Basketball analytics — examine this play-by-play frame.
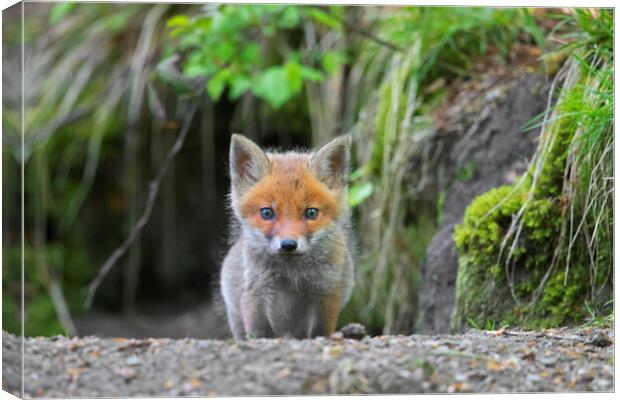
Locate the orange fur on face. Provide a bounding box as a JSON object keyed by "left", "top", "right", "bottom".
{"left": 240, "top": 154, "right": 342, "bottom": 238}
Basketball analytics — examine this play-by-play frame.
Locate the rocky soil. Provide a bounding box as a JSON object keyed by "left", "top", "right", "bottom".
{"left": 2, "top": 326, "right": 613, "bottom": 397}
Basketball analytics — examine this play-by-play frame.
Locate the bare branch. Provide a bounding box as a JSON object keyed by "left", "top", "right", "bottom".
{"left": 344, "top": 22, "right": 404, "bottom": 53}
{"left": 84, "top": 104, "right": 198, "bottom": 308}
{"left": 312, "top": 8, "right": 405, "bottom": 52}
{"left": 316, "top": 7, "right": 404, "bottom": 53}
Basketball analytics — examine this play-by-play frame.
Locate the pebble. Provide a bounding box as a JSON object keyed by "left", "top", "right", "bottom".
{"left": 339, "top": 323, "right": 367, "bottom": 340}
{"left": 458, "top": 340, "right": 472, "bottom": 350}
{"left": 537, "top": 356, "right": 557, "bottom": 366}
{"left": 527, "top": 374, "right": 541, "bottom": 382}
{"left": 126, "top": 356, "right": 142, "bottom": 366}
{"left": 113, "top": 367, "right": 137, "bottom": 381}
{"left": 454, "top": 373, "right": 467, "bottom": 382}
{"left": 587, "top": 334, "right": 612, "bottom": 348}
{"left": 592, "top": 379, "right": 613, "bottom": 391}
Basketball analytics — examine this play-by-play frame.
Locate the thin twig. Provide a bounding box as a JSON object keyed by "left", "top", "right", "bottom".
{"left": 32, "top": 146, "right": 78, "bottom": 336}
{"left": 48, "top": 279, "right": 78, "bottom": 336}
{"left": 320, "top": 7, "right": 404, "bottom": 52}
{"left": 84, "top": 104, "right": 198, "bottom": 308}
{"left": 345, "top": 22, "right": 404, "bottom": 52}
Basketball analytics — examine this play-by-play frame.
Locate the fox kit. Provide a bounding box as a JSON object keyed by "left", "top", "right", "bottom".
{"left": 220, "top": 134, "right": 355, "bottom": 340}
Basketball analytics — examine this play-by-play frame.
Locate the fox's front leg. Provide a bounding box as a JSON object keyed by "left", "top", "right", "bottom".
{"left": 312, "top": 285, "right": 341, "bottom": 337}
{"left": 241, "top": 290, "right": 275, "bottom": 338}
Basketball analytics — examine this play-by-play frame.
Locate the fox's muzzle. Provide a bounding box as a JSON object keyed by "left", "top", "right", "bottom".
{"left": 268, "top": 235, "right": 308, "bottom": 254}
{"left": 280, "top": 239, "right": 298, "bottom": 252}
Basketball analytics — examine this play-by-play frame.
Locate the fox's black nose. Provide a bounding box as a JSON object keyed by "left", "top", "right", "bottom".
{"left": 280, "top": 239, "right": 298, "bottom": 252}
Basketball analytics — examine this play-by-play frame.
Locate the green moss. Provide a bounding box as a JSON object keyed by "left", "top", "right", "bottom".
{"left": 452, "top": 184, "right": 567, "bottom": 330}
{"left": 452, "top": 156, "right": 608, "bottom": 330}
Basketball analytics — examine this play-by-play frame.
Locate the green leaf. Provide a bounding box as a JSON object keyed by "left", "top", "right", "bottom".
{"left": 211, "top": 11, "right": 245, "bottom": 34}
{"left": 49, "top": 2, "right": 75, "bottom": 25}
{"left": 102, "top": 12, "right": 132, "bottom": 32}
{"left": 183, "top": 52, "right": 215, "bottom": 77}
{"left": 193, "top": 17, "right": 212, "bottom": 31}
{"left": 348, "top": 182, "right": 374, "bottom": 207}
{"left": 167, "top": 15, "right": 190, "bottom": 28}
{"left": 240, "top": 43, "right": 260, "bottom": 64}
{"left": 327, "top": 5, "right": 345, "bottom": 19}
{"left": 300, "top": 65, "right": 324, "bottom": 82}
{"left": 178, "top": 32, "right": 202, "bottom": 47}
{"left": 207, "top": 69, "right": 230, "bottom": 101}
{"left": 263, "top": 24, "right": 277, "bottom": 37}
{"left": 279, "top": 6, "right": 301, "bottom": 28}
{"left": 285, "top": 61, "right": 303, "bottom": 94}
{"left": 252, "top": 66, "right": 293, "bottom": 109}
{"left": 184, "top": 63, "right": 213, "bottom": 78}
{"left": 213, "top": 41, "right": 237, "bottom": 64}
{"left": 350, "top": 167, "right": 365, "bottom": 182}
{"left": 229, "top": 75, "right": 252, "bottom": 100}
{"left": 321, "top": 51, "right": 347, "bottom": 75}
{"left": 307, "top": 8, "right": 341, "bottom": 30}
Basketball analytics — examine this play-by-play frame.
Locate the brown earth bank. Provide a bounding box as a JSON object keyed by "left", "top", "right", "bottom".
{"left": 2, "top": 327, "right": 614, "bottom": 397}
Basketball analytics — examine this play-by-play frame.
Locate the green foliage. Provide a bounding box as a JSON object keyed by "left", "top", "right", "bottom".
{"left": 3, "top": 3, "right": 143, "bottom": 161}
{"left": 2, "top": 3, "right": 176, "bottom": 336}
{"left": 163, "top": 5, "right": 347, "bottom": 108}
{"left": 376, "top": 8, "right": 544, "bottom": 82}
{"left": 3, "top": 225, "right": 93, "bottom": 336}
{"left": 2, "top": 291, "right": 20, "bottom": 334}
{"left": 455, "top": 161, "right": 476, "bottom": 182}
{"left": 49, "top": 2, "right": 76, "bottom": 25}
{"left": 306, "top": 7, "right": 342, "bottom": 30}
{"left": 559, "top": 9, "right": 613, "bottom": 57}
{"left": 348, "top": 182, "right": 374, "bottom": 208}
{"left": 583, "top": 300, "right": 613, "bottom": 328}
{"left": 453, "top": 9, "right": 613, "bottom": 331}
{"left": 367, "top": 79, "right": 409, "bottom": 177}
{"left": 348, "top": 167, "right": 374, "bottom": 208}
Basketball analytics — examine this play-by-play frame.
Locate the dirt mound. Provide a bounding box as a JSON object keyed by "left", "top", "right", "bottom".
{"left": 414, "top": 72, "right": 552, "bottom": 334}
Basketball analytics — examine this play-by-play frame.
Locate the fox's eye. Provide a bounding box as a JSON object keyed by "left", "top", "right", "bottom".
{"left": 304, "top": 208, "right": 319, "bottom": 220}
{"left": 260, "top": 207, "right": 275, "bottom": 221}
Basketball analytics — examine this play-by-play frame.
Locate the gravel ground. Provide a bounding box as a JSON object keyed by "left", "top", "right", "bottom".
{"left": 2, "top": 326, "right": 613, "bottom": 397}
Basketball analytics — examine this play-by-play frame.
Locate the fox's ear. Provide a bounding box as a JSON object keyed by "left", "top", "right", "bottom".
{"left": 230, "top": 134, "right": 270, "bottom": 196}
{"left": 310, "top": 134, "right": 351, "bottom": 189}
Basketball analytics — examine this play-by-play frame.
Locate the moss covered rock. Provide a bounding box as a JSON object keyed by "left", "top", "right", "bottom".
{"left": 452, "top": 184, "right": 568, "bottom": 330}
{"left": 452, "top": 48, "right": 613, "bottom": 330}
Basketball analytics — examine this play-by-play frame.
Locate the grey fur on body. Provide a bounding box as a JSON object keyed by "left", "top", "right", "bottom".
{"left": 220, "top": 135, "right": 355, "bottom": 340}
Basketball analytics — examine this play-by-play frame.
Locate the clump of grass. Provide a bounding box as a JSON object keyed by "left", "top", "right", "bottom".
{"left": 343, "top": 41, "right": 430, "bottom": 334}
{"left": 343, "top": 7, "right": 546, "bottom": 334}
{"left": 379, "top": 7, "right": 544, "bottom": 82}
{"left": 582, "top": 299, "right": 613, "bottom": 328}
